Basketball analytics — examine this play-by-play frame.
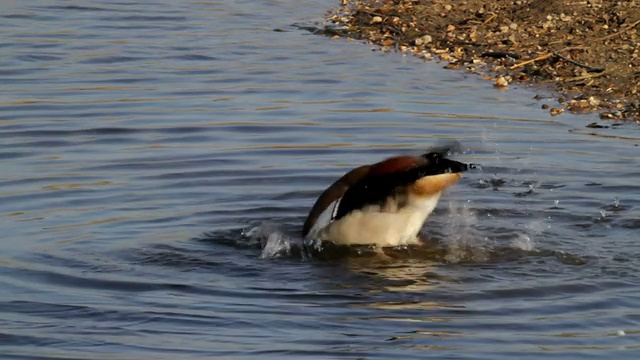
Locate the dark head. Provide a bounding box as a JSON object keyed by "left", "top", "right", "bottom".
{"left": 416, "top": 151, "right": 474, "bottom": 177}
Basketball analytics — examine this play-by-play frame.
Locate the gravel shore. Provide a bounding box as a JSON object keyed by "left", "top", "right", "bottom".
{"left": 324, "top": 0, "right": 640, "bottom": 124}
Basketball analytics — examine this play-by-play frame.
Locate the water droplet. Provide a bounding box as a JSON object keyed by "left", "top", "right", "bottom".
{"left": 512, "top": 233, "right": 534, "bottom": 251}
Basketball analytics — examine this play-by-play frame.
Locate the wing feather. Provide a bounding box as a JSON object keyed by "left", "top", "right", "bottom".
{"left": 301, "top": 165, "right": 370, "bottom": 237}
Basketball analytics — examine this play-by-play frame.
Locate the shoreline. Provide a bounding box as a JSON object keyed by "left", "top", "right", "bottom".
{"left": 322, "top": 0, "right": 640, "bottom": 125}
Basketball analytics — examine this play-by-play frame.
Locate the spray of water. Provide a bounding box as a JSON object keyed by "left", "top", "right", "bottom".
{"left": 242, "top": 223, "right": 296, "bottom": 259}
{"left": 242, "top": 223, "right": 320, "bottom": 259}
{"left": 438, "top": 200, "right": 491, "bottom": 263}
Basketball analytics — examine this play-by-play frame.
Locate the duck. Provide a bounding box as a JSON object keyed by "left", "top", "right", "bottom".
{"left": 302, "top": 149, "right": 472, "bottom": 248}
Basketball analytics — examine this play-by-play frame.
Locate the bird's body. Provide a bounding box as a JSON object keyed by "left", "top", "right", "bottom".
{"left": 302, "top": 151, "right": 471, "bottom": 247}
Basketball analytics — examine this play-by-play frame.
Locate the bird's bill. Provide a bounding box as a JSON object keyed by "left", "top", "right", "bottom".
{"left": 412, "top": 172, "right": 463, "bottom": 196}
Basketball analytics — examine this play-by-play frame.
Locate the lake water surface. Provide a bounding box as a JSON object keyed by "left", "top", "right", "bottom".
{"left": 2, "top": 0, "right": 640, "bottom": 359}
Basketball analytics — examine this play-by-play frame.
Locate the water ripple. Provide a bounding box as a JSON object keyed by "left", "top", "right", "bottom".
{"left": 1, "top": 0, "right": 639, "bottom": 358}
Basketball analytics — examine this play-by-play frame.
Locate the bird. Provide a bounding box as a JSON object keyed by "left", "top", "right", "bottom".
{"left": 302, "top": 148, "right": 472, "bottom": 248}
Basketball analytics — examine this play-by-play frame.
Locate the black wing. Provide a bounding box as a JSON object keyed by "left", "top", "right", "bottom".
{"left": 334, "top": 153, "right": 471, "bottom": 220}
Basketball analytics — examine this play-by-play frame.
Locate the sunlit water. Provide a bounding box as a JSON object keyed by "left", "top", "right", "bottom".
{"left": 1, "top": 0, "right": 640, "bottom": 359}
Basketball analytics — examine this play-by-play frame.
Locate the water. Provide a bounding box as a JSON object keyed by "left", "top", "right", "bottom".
{"left": 1, "top": 0, "right": 640, "bottom": 359}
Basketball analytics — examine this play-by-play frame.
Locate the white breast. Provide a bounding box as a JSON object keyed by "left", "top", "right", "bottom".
{"left": 306, "top": 192, "right": 443, "bottom": 247}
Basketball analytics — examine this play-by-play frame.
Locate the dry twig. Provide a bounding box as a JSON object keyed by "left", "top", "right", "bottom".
{"left": 565, "top": 69, "right": 612, "bottom": 82}
{"left": 510, "top": 53, "right": 553, "bottom": 69}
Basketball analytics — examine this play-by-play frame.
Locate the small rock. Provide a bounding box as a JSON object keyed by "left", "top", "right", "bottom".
{"left": 453, "top": 47, "right": 464, "bottom": 59}
{"left": 381, "top": 39, "right": 395, "bottom": 47}
{"left": 550, "top": 107, "right": 565, "bottom": 116}
{"left": 469, "top": 30, "right": 479, "bottom": 42}
{"left": 599, "top": 110, "right": 623, "bottom": 119}
{"left": 560, "top": 13, "right": 572, "bottom": 22}
{"left": 440, "top": 53, "right": 455, "bottom": 62}
{"left": 371, "top": 16, "right": 383, "bottom": 24}
{"left": 494, "top": 76, "right": 509, "bottom": 87}
{"left": 414, "top": 35, "right": 432, "bottom": 46}
{"left": 514, "top": 73, "right": 528, "bottom": 81}
{"left": 542, "top": 104, "right": 550, "bottom": 109}
{"left": 586, "top": 122, "right": 607, "bottom": 128}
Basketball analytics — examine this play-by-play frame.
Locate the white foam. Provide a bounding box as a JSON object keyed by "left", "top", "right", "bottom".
{"left": 511, "top": 219, "right": 548, "bottom": 251}
{"left": 260, "top": 230, "right": 292, "bottom": 259}
{"left": 242, "top": 223, "right": 296, "bottom": 259}
{"left": 512, "top": 233, "right": 534, "bottom": 251}
{"left": 440, "top": 200, "right": 488, "bottom": 263}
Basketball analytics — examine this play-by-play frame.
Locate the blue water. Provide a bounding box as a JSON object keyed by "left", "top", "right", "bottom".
{"left": 1, "top": 0, "right": 640, "bottom": 359}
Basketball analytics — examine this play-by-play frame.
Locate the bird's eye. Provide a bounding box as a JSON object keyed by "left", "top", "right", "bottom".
{"left": 426, "top": 152, "right": 441, "bottom": 162}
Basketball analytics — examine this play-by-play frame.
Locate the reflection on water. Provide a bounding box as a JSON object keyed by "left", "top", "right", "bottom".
{"left": 2, "top": 0, "right": 640, "bottom": 359}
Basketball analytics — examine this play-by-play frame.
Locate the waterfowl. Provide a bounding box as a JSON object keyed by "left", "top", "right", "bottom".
{"left": 302, "top": 150, "right": 472, "bottom": 248}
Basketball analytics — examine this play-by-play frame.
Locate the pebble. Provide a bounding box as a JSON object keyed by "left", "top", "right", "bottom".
{"left": 414, "top": 35, "right": 432, "bottom": 46}
{"left": 560, "top": 13, "right": 572, "bottom": 21}
{"left": 371, "top": 16, "right": 383, "bottom": 24}
{"left": 600, "top": 110, "right": 623, "bottom": 119}
{"left": 453, "top": 47, "right": 464, "bottom": 59}
{"left": 617, "top": 330, "right": 626, "bottom": 336}
{"left": 550, "top": 107, "right": 565, "bottom": 116}
{"left": 494, "top": 76, "right": 509, "bottom": 87}
{"left": 440, "top": 53, "right": 455, "bottom": 62}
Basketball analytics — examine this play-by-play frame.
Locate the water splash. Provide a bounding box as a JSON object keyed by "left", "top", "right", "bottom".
{"left": 260, "top": 231, "right": 292, "bottom": 259}
{"left": 440, "top": 200, "right": 490, "bottom": 263}
{"left": 242, "top": 223, "right": 309, "bottom": 259}
{"left": 511, "top": 219, "right": 548, "bottom": 251}
{"left": 599, "top": 209, "right": 608, "bottom": 221}
{"left": 243, "top": 223, "right": 293, "bottom": 259}
{"left": 511, "top": 233, "right": 534, "bottom": 251}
